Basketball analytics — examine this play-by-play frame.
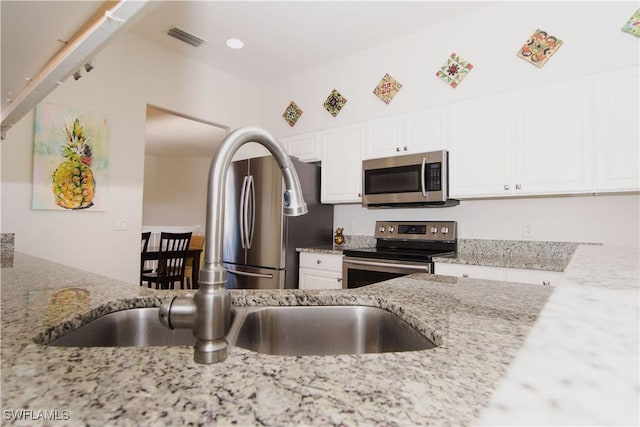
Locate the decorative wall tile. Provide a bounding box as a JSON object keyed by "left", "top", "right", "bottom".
{"left": 621, "top": 8, "right": 640, "bottom": 37}
{"left": 436, "top": 52, "right": 474, "bottom": 89}
{"left": 323, "top": 89, "right": 348, "bottom": 117}
{"left": 282, "top": 101, "right": 303, "bottom": 127}
{"left": 516, "top": 29, "right": 563, "bottom": 68}
{"left": 373, "top": 73, "right": 403, "bottom": 104}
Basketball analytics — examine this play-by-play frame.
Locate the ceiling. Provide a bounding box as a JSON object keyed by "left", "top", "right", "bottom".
{"left": 1, "top": 1, "right": 490, "bottom": 156}
{"left": 129, "top": 1, "right": 490, "bottom": 86}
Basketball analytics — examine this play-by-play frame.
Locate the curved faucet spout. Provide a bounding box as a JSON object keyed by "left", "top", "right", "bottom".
{"left": 159, "top": 126, "right": 308, "bottom": 364}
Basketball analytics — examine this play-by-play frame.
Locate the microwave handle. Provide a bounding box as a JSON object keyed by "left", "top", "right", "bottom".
{"left": 421, "top": 157, "right": 427, "bottom": 197}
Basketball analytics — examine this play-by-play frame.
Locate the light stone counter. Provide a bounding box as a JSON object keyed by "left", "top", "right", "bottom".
{"left": 1, "top": 245, "right": 638, "bottom": 426}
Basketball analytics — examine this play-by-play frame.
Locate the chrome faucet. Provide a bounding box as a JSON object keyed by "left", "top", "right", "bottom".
{"left": 158, "top": 126, "right": 308, "bottom": 364}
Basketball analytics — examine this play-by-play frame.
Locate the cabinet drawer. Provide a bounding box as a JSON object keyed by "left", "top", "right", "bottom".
{"left": 299, "top": 252, "right": 343, "bottom": 272}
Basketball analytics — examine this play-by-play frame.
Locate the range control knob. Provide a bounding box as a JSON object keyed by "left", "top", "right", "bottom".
{"left": 441, "top": 226, "right": 449, "bottom": 234}
{"left": 431, "top": 226, "right": 438, "bottom": 234}
{"left": 388, "top": 226, "right": 396, "bottom": 233}
{"left": 379, "top": 225, "right": 386, "bottom": 233}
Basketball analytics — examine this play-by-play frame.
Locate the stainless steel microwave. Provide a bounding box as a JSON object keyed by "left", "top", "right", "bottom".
{"left": 361, "top": 150, "right": 458, "bottom": 207}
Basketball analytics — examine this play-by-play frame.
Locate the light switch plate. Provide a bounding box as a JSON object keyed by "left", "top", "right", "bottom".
{"left": 113, "top": 216, "right": 128, "bottom": 231}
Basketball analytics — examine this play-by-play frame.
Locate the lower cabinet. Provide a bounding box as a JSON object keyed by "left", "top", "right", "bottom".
{"left": 434, "top": 262, "right": 562, "bottom": 286}
{"left": 299, "top": 252, "right": 343, "bottom": 290}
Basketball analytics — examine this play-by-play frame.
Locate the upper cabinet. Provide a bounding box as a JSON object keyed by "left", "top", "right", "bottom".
{"left": 594, "top": 67, "right": 640, "bottom": 192}
{"left": 321, "top": 123, "right": 365, "bottom": 203}
{"left": 448, "top": 94, "right": 515, "bottom": 198}
{"left": 513, "top": 77, "right": 593, "bottom": 195}
{"left": 283, "top": 132, "right": 322, "bottom": 163}
{"left": 364, "top": 107, "right": 447, "bottom": 159}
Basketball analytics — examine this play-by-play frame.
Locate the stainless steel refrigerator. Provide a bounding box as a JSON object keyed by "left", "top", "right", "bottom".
{"left": 223, "top": 156, "right": 333, "bottom": 289}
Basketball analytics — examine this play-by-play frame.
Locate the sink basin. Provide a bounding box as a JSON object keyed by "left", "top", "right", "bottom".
{"left": 231, "top": 305, "right": 435, "bottom": 356}
{"left": 48, "top": 308, "right": 196, "bottom": 347}
{"left": 48, "top": 305, "right": 433, "bottom": 356}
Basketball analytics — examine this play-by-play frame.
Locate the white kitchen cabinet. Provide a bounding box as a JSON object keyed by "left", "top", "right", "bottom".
{"left": 505, "top": 267, "right": 562, "bottom": 286}
{"left": 404, "top": 107, "right": 448, "bottom": 153}
{"left": 448, "top": 94, "right": 515, "bottom": 198}
{"left": 449, "top": 77, "right": 593, "bottom": 198}
{"left": 434, "top": 262, "right": 562, "bottom": 286}
{"left": 594, "top": 67, "right": 640, "bottom": 192}
{"left": 364, "top": 115, "right": 405, "bottom": 159}
{"left": 299, "top": 252, "right": 343, "bottom": 289}
{"left": 284, "top": 132, "right": 322, "bottom": 163}
{"left": 364, "top": 108, "right": 447, "bottom": 160}
{"left": 514, "top": 78, "right": 593, "bottom": 195}
{"left": 321, "top": 123, "right": 365, "bottom": 203}
{"left": 434, "top": 262, "right": 505, "bottom": 281}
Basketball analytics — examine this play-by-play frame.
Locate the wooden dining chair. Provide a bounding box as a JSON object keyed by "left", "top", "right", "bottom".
{"left": 141, "top": 232, "right": 192, "bottom": 290}
{"left": 184, "top": 234, "right": 205, "bottom": 289}
{"left": 140, "top": 232, "right": 152, "bottom": 286}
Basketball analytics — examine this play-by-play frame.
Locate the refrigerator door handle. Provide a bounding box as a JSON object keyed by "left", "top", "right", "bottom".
{"left": 227, "top": 269, "right": 274, "bottom": 279}
{"left": 239, "top": 175, "right": 249, "bottom": 249}
{"left": 247, "top": 175, "right": 256, "bottom": 249}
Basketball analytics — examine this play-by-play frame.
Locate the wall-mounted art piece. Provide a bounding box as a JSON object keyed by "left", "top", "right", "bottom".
{"left": 516, "top": 29, "right": 563, "bottom": 68}
{"left": 323, "top": 89, "right": 348, "bottom": 117}
{"left": 373, "top": 73, "right": 403, "bottom": 104}
{"left": 436, "top": 52, "right": 474, "bottom": 89}
{"left": 32, "top": 103, "right": 109, "bottom": 211}
{"left": 282, "top": 101, "right": 303, "bottom": 127}
{"left": 621, "top": 8, "right": 640, "bottom": 37}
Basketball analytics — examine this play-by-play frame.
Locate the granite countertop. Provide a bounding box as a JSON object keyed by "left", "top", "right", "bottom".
{"left": 1, "top": 245, "right": 638, "bottom": 426}
{"left": 299, "top": 239, "right": 583, "bottom": 272}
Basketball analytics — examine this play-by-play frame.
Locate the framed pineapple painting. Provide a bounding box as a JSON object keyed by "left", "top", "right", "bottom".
{"left": 32, "top": 103, "right": 109, "bottom": 211}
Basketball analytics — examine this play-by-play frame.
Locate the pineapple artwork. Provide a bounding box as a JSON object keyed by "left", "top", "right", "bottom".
{"left": 32, "top": 104, "right": 109, "bottom": 211}
{"left": 52, "top": 117, "right": 96, "bottom": 209}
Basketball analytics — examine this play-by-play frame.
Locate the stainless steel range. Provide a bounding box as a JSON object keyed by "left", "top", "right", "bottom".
{"left": 342, "top": 220, "right": 457, "bottom": 288}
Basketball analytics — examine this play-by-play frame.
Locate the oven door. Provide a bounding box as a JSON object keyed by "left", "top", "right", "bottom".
{"left": 342, "top": 256, "right": 433, "bottom": 289}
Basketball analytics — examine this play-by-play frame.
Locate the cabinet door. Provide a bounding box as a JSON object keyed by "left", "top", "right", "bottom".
{"left": 299, "top": 268, "right": 342, "bottom": 289}
{"left": 434, "top": 263, "right": 505, "bottom": 280}
{"left": 514, "top": 79, "right": 592, "bottom": 195}
{"left": 505, "top": 268, "right": 562, "bottom": 286}
{"left": 595, "top": 67, "right": 640, "bottom": 192}
{"left": 286, "top": 132, "right": 322, "bottom": 163}
{"left": 321, "top": 123, "right": 365, "bottom": 203}
{"left": 365, "top": 115, "right": 404, "bottom": 159}
{"left": 404, "top": 107, "right": 447, "bottom": 153}
{"left": 448, "top": 94, "right": 515, "bottom": 198}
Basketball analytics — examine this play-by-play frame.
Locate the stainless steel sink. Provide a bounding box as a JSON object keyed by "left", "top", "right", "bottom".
{"left": 48, "top": 305, "right": 434, "bottom": 356}
{"left": 230, "top": 305, "right": 435, "bottom": 356}
{"left": 48, "top": 308, "right": 197, "bottom": 347}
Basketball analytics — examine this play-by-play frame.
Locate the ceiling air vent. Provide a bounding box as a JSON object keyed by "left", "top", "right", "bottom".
{"left": 167, "top": 27, "right": 206, "bottom": 47}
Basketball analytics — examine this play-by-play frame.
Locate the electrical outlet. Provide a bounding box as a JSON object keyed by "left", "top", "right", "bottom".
{"left": 522, "top": 222, "right": 534, "bottom": 238}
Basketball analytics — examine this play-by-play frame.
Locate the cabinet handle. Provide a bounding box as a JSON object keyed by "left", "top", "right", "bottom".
{"left": 542, "top": 281, "right": 550, "bottom": 286}
{"left": 337, "top": 278, "right": 342, "bottom": 282}
{"left": 396, "top": 147, "right": 400, "bottom": 152}
{"left": 462, "top": 274, "right": 469, "bottom": 278}
{"left": 316, "top": 259, "right": 322, "bottom": 264}
{"left": 504, "top": 185, "right": 510, "bottom": 190}
{"left": 516, "top": 184, "right": 522, "bottom": 190}
{"left": 358, "top": 193, "right": 362, "bottom": 197}
{"left": 403, "top": 146, "right": 408, "bottom": 151}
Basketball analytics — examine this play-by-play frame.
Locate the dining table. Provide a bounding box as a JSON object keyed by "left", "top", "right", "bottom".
{"left": 142, "top": 248, "right": 203, "bottom": 289}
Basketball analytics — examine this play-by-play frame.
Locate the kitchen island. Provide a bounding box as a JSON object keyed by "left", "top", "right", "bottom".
{"left": 1, "top": 245, "right": 637, "bottom": 426}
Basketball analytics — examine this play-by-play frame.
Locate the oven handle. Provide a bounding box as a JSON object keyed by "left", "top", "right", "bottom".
{"left": 345, "top": 259, "right": 431, "bottom": 271}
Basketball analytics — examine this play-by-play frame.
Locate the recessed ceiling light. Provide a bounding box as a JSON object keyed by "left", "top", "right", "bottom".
{"left": 226, "top": 38, "right": 244, "bottom": 49}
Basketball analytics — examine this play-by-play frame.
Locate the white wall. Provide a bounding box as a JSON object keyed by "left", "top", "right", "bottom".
{"left": 142, "top": 154, "right": 211, "bottom": 227}
{"left": 335, "top": 195, "right": 640, "bottom": 248}
{"left": 1, "top": 31, "right": 260, "bottom": 283}
{"left": 259, "top": 2, "right": 640, "bottom": 248}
